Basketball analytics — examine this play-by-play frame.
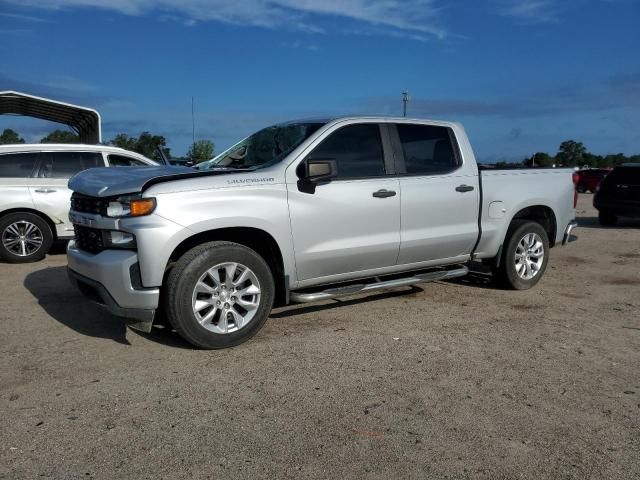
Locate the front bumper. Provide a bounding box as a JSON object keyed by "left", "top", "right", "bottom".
{"left": 67, "top": 241, "right": 160, "bottom": 332}
{"left": 562, "top": 221, "right": 578, "bottom": 246}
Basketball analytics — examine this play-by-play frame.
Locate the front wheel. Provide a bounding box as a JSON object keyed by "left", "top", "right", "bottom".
{"left": 495, "top": 220, "right": 549, "bottom": 290}
{"left": 164, "top": 241, "right": 275, "bottom": 349}
{"left": 0, "top": 212, "right": 53, "bottom": 263}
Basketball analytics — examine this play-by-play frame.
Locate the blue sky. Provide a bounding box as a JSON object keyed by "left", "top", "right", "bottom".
{"left": 0, "top": 0, "right": 638, "bottom": 161}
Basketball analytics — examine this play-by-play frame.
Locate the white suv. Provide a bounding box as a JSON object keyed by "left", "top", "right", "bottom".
{"left": 0, "top": 144, "right": 157, "bottom": 263}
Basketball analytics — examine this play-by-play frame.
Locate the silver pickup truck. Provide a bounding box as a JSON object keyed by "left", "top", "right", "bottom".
{"left": 67, "top": 116, "right": 577, "bottom": 349}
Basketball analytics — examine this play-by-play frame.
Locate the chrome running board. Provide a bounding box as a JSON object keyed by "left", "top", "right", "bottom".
{"left": 290, "top": 266, "right": 469, "bottom": 303}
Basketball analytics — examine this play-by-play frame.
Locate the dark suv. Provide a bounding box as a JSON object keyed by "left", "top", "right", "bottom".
{"left": 594, "top": 164, "right": 640, "bottom": 225}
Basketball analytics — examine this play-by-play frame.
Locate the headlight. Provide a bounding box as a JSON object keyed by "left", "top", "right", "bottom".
{"left": 106, "top": 196, "right": 156, "bottom": 218}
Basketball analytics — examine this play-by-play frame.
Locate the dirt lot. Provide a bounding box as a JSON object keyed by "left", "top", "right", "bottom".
{"left": 1, "top": 195, "right": 639, "bottom": 479}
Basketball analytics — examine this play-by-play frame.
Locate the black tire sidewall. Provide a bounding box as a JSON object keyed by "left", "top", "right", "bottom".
{"left": 576, "top": 183, "right": 586, "bottom": 193}
{"left": 0, "top": 212, "right": 53, "bottom": 263}
{"left": 166, "top": 242, "right": 275, "bottom": 349}
{"left": 502, "top": 221, "right": 550, "bottom": 290}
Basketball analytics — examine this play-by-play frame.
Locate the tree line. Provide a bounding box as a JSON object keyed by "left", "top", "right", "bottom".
{"left": 0, "top": 128, "right": 215, "bottom": 163}
{"left": 2, "top": 127, "right": 638, "bottom": 169}
{"left": 493, "top": 140, "right": 640, "bottom": 169}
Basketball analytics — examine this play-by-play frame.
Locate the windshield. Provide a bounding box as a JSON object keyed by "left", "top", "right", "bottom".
{"left": 196, "top": 122, "right": 324, "bottom": 171}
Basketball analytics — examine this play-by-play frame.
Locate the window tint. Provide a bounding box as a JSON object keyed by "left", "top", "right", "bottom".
{"left": 0, "top": 152, "right": 39, "bottom": 178}
{"left": 397, "top": 124, "right": 459, "bottom": 174}
{"left": 310, "top": 124, "right": 385, "bottom": 179}
{"left": 108, "top": 154, "right": 147, "bottom": 167}
{"left": 39, "top": 152, "right": 103, "bottom": 178}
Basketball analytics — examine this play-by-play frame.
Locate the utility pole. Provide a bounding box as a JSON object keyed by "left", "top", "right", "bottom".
{"left": 191, "top": 96, "right": 195, "bottom": 145}
{"left": 402, "top": 91, "right": 409, "bottom": 117}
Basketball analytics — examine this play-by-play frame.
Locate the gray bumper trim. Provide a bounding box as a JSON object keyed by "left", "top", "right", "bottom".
{"left": 68, "top": 268, "right": 155, "bottom": 333}
{"left": 562, "top": 221, "right": 578, "bottom": 246}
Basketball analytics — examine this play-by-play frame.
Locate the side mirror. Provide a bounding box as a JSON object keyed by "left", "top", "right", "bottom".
{"left": 300, "top": 159, "right": 337, "bottom": 181}
{"left": 297, "top": 159, "right": 337, "bottom": 194}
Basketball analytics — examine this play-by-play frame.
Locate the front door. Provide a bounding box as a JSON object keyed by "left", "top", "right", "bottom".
{"left": 29, "top": 151, "right": 103, "bottom": 237}
{"left": 287, "top": 123, "right": 401, "bottom": 283}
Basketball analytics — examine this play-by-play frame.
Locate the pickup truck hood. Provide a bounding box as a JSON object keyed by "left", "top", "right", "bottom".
{"left": 69, "top": 165, "right": 226, "bottom": 197}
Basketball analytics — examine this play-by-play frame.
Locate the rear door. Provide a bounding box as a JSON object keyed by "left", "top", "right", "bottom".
{"left": 601, "top": 166, "right": 640, "bottom": 209}
{"left": 0, "top": 152, "right": 39, "bottom": 211}
{"left": 30, "top": 151, "right": 103, "bottom": 237}
{"left": 287, "top": 123, "right": 401, "bottom": 283}
{"left": 391, "top": 123, "right": 479, "bottom": 265}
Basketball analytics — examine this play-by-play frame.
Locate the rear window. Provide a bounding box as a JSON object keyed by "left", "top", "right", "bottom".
{"left": 396, "top": 124, "right": 459, "bottom": 174}
{"left": 108, "top": 154, "right": 147, "bottom": 167}
{"left": 39, "top": 152, "right": 103, "bottom": 178}
{"left": 603, "top": 167, "right": 640, "bottom": 185}
{"left": 0, "top": 152, "right": 39, "bottom": 178}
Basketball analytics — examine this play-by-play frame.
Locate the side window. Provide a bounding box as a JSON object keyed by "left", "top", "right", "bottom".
{"left": 0, "top": 152, "right": 39, "bottom": 178}
{"left": 108, "top": 154, "right": 147, "bottom": 167}
{"left": 310, "top": 124, "right": 385, "bottom": 179}
{"left": 396, "top": 124, "right": 460, "bottom": 174}
{"left": 39, "top": 152, "right": 102, "bottom": 178}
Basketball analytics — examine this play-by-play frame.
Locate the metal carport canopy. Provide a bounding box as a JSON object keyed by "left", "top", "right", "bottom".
{"left": 0, "top": 90, "right": 102, "bottom": 143}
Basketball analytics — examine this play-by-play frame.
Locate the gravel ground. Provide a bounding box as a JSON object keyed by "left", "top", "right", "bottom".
{"left": 1, "top": 194, "right": 639, "bottom": 480}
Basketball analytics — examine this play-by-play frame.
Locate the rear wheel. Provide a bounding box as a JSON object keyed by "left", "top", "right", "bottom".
{"left": 495, "top": 220, "right": 549, "bottom": 290}
{"left": 164, "top": 241, "right": 275, "bottom": 349}
{"left": 598, "top": 210, "right": 617, "bottom": 226}
{"left": 0, "top": 212, "right": 53, "bottom": 263}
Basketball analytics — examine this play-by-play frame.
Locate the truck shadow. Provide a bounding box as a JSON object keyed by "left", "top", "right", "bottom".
{"left": 578, "top": 217, "right": 640, "bottom": 229}
{"left": 24, "top": 265, "right": 502, "bottom": 347}
{"left": 23, "top": 265, "right": 193, "bottom": 348}
{"left": 24, "top": 266, "right": 131, "bottom": 345}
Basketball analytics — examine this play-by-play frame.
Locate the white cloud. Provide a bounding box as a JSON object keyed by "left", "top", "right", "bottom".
{"left": 3, "top": 0, "right": 448, "bottom": 39}
{"left": 498, "top": 0, "right": 561, "bottom": 23}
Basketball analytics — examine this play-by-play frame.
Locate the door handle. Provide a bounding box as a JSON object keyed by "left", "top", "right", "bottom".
{"left": 372, "top": 189, "right": 396, "bottom": 198}
{"left": 34, "top": 189, "right": 57, "bottom": 194}
{"left": 455, "top": 185, "right": 474, "bottom": 193}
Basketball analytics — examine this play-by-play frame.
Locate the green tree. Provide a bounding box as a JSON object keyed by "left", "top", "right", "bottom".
{"left": 40, "top": 129, "right": 80, "bottom": 143}
{"left": 0, "top": 128, "right": 25, "bottom": 145}
{"left": 602, "top": 153, "right": 627, "bottom": 168}
{"left": 556, "top": 140, "right": 586, "bottom": 167}
{"left": 187, "top": 140, "right": 215, "bottom": 163}
{"left": 523, "top": 152, "right": 554, "bottom": 168}
{"left": 110, "top": 133, "right": 138, "bottom": 152}
{"left": 109, "top": 132, "right": 171, "bottom": 162}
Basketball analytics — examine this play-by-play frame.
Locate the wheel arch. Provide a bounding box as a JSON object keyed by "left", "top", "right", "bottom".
{"left": 0, "top": 207, "right": 58, "bottom": 240}
{"left": 166, "top": 226, "right": 288, "bottom": 306}
{"left": 509, "top": 205, "right": 558, "bottom": 247}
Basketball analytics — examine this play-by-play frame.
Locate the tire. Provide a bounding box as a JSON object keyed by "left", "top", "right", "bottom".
{"left": 576, "top": 183, "right": 586, "bottom": 194}
{"left": 598, "top": 210, "right": 617, "bottom": 226}
{"left": 164, "top": 241, "right": 275, "bottom": 349}
{"left": 495, "top": 220, "right": 550, "bottom": 290}
{"left": 0, "top": 212, "right": 53, "bottom": 263}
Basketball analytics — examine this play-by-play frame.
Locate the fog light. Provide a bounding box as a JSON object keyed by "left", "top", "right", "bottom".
{"left": 105, "top": 231, "right": 136, "bottom": 248}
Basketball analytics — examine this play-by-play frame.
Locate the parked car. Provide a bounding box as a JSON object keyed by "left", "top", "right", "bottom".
{"left": 0, "top": 144, "right": 156, "bottom": 263}
{"left": 66, "top": 116, "right": 577, "bottom": 349}
{"left": 574, "top": 168, "right": 610, "bottom": 193}
{"left": 594, "top": 163, "right": 640, "bottom": 225}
